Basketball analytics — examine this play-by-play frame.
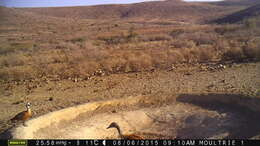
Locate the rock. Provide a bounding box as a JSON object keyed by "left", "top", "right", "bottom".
{"left": 49, "top": 97, "right": 54, "bottom": 101}
{"left": 185, "top": 72, "right": 192, "bottom": 76}
{"left": 111, "top": 110, "right": 117, "bottom": 113}
{"left": 12, "top": 100, "right": 23, "bottom": 105}
{"left": 207, "top": 84, "right": 214, "bottom": 88}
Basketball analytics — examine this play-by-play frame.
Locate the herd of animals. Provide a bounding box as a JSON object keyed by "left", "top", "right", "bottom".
{"left": 10, "top": 102, "right": 146, "bottom": 139}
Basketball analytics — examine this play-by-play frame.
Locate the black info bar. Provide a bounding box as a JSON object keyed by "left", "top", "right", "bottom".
{"left": 1, "top": 139, "right": 259, "bottom": 146}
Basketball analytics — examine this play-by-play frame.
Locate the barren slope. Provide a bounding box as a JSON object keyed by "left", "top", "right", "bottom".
{"left": 17, "top": 0, "right": 233, "bottom": 23}
{"left": 214, "top": 4, "right": 260, "bottom": 24}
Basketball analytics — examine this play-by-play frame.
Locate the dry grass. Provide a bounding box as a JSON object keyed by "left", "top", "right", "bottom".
{"left": 0, "top": 6, "right": 259, "bottom": 81}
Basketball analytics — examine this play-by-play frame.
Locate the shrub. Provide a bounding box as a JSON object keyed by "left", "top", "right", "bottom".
{"left": 45, "top": 63, "right": 68, "bottom": 77}
{"left": 179, "top": 48, "right": 193, "bottom": 63}
{"left": 167, "top": 49, "right": 185, "bottom": 64}
{"left": 170, "top": 40, "right": 196, "bottom": 49}
{"left": 197, "top": 45, "right": 215, "bottom": 62}
{"left": 0, "top": 66, "right": 37, "bottom": 81}
{"left": 0, "top": 47, "right": 15, "bottom": 54}
{"left": 169, "top": 28, "right": 185, "bottom": 37}
{"left": 127, "top": 27, "right": 138, "bottom": 41}
{"left": 151, "top": 51, "right": 168, "bottom": 68}
{"left": 214, "top": 25, "right": 238, "bottom": 35}
{"left": 243, "top": 40, "right": 260, "bottom": 60}
{"left": 222, "top": 47, "right": 245, "bottom": 61}
{"left": 243, "top": 18, "right": 257, "bottom": 29}
{"left": 101, "top": 57, "right": 127, "bottom": 73}
{"left": 140, "top": 34, "right": 172, "bottom": 42}
{"left": 69, "top": 37, "right": 85, "bottom": 43}
{"left": 98, "top": 35, "right": 126, "bottom": 45}
{"left": 0, "top": 54, "right": 26, "bottom": 67}
{"left": 78, "top": 61, "right": 100, "bottom": 75}
{"left": 180, "top": 32, "right": 217, "bottom": 46}
{"left": 214, "top": 39, "right": 230, "bottom": 51}
{"left": 124, "top": 52, "right": 153, "bottom": 72}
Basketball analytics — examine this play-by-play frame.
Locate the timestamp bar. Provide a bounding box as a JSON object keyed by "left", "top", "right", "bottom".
{"left": 1, "top": 139, "right": 260, "bottom": 146}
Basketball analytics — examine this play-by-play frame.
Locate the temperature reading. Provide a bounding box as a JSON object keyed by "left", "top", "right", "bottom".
{"left": 46, "top": 140, "right": 50, "bottom": 146}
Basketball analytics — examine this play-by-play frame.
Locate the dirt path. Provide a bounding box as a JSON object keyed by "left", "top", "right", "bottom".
{"left": 0, "top": 62, "right": 259, "bottom": 137}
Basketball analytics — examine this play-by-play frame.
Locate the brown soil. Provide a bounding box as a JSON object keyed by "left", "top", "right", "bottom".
{"left": 0, "top": 62, "right": 259, "bottom": 139}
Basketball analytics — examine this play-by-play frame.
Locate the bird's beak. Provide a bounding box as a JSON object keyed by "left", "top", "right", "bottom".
{"left": 107, "top": 126, "right": 111, "bottom": 129}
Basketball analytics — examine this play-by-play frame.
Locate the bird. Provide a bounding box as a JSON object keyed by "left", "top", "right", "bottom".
{"left": 11, "top": 102, "right": 32, "bottom": 126}
{"left": 107, "top": 122, "right": 143, "bottom": 139}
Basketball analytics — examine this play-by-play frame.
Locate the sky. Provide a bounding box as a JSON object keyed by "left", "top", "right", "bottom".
{"left": 0, "top": 0, "right": 224, "bottom": 8}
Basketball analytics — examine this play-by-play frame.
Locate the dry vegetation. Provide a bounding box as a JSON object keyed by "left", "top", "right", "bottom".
{"left": 0, "top": 1, "right": 260, "bottom": 82}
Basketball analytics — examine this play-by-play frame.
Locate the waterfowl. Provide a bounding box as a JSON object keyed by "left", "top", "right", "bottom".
{"left": 11, "top": 102, "right": 32, "bottom": 126}
{"left": 107, "top": 122, "right": 143, "bottom": 139}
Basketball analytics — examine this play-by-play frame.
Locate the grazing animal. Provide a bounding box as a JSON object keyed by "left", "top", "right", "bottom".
{"left": 107, "top": 122, "right": 143, "bottom": 139}
{"left": 11, "top": 102, "right": 32, "bottom": 126}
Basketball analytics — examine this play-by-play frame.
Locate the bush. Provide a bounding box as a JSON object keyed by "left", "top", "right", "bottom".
{"left": 69, "top": 37, "right": 85, "bottom": 43}
{"left": 222, "top": 47, "right": 245, "bottom": 61}
{"left": 198, "top": 45, "right": 215, "bottom": 62}
{"left": 215, "top": 39, "right": 230, "bottom": 51}
{"left": 179, "top": 32, "right": 217, "bottom": 46}
{"left": 243, "top": 41, "right": 260, "bottom": 60}
{"left": 123, "top": 52, "right": 153, "bottom": 72}
{"left": 243, "top": 18, "right": 257, "bottom": 29}
{"left": 101, "top": 57, "right": 127, "bottom": 73}
{"left": 127, "top": 27, "right": 138, "bottom": 41}
{"left": 215, "top": 25, "right": 238, "bottom": 35}
{"left": 0, "top": 66, "right": 37, "bottom": 81}
{"left": 169, "top": 28, "right": 185, "bottom": 37}
{"left": 0, "top": 47, "right": 15, "bottom": 54}
{"left": 0, "top": 54, "right": 26, "bottom": 67}
{"left": 167, "top": 49, "right": 185, "bottom": 64}
{"left": 139, "top": 34, "right": 172, "bottom": 42}
{"left": 170, "top": 40, "right": 196, "bottom": 49}
{"left": 78, "top": 61, "right": 100, "bottom": 76}
{"left": 98, "top": 35, "right": 126, "bottom": 45}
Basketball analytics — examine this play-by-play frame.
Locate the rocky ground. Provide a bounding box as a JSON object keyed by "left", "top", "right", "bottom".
{"left": 0, "top": 61, "right": 259, "bottom": 137}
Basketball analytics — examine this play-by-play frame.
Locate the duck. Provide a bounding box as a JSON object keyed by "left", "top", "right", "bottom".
{"left": 107, "top": 122, "right": 143, "bottom": 139}
{"left": 11, "top": 102, "right": 32, "bottom": 126}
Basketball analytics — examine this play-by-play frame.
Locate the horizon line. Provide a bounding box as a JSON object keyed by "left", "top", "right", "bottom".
{"left": 0, "top": 0, "right": 224, "bottom": 8}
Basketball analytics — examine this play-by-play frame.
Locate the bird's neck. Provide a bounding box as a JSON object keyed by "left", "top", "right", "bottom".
{"left": 115, "top": 125, "right": 122, "bottom": 138}
{"left": 27, "top": 108, "right": 31, "bottom": 114}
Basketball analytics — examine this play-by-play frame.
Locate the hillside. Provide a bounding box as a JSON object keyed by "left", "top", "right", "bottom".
{"left": 214, "top": 4, "right": 260, "bottom": 24}
{"left": 209, "top": 0, "right": 259, "bottom": 7}
{"left": 17, "top": 0, "right": 231, "bottom": 23}
{"left": 0, "top": 6, "right": 62, "bottom": 26}
{"left": 2, "top": 0, "right": 259, "bottom": 24}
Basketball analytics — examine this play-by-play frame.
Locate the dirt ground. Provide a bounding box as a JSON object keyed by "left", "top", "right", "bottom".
{"left": 0, "top": 61, "right": 259, "bottom": 138}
